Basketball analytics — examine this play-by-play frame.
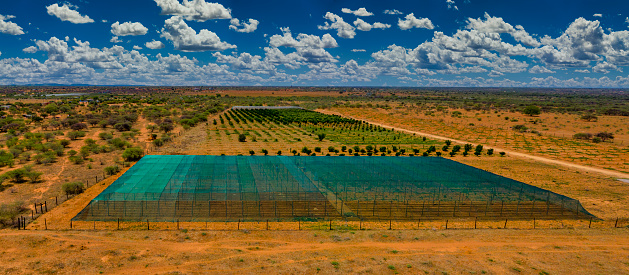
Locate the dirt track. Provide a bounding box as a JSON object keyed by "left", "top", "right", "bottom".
{"left": 318, "top": 109, "right": 629, "bottom": 180}
{"left": 2, "top": 228, "right": 629, "bottom": 274}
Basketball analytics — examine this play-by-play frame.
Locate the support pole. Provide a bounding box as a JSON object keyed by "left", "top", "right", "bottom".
{"left": 474, "top": 217, "right": 477, "bottom": 229}
{"left": 589, "top": 217, "right": 593, "bottom": 228}
{"left": 445, "top": 219, "right": 448, "bottom": 230}
{"left": 504, "top": 218, "right": 508, "bottom": 229}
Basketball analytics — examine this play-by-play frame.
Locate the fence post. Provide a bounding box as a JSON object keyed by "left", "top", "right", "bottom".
{"left": 70, "top": 220, "right": 72, "bottom": 229}
{"left": 533, "top": 218, "right": 536, "bottom": 229}
{"left": 34, "top": 203, "right": 37, "bottom": 214}
{"left": 44, "top": 201, "right": 47, "bottom": 212}
{"left": 389, "top": 219, "right": 392, "bottom": 230}
{"left": 147, "top": 219, "right": 149, "bottom": 230}
{"left": 44, "top": 218, "right": 47, "bottom": 230}
{"left": 118, "top": 218, "right": 120, "bottom": 230}
{"left": 474, "top": 217, "right": 477, "bottom": 229}
{"left": 504, "top": 218, "right": 508, "bottom": 229}
{"left": 589, "top": 217, "right": 592, "bottom": 228}
{"left": 329, "top": 220, "right": 332, "bottom": 230}
{"left": 615, "top": 217, "right": 618, "bottom": 228}
{"left": 266, "top": 219, "right": 269, "bottom": 230}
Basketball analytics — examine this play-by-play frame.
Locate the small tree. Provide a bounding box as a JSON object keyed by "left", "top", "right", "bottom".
{"left": 62, "top": 182, "right": 85, "bottom": 195}
{"left": 522, "top": 105, "right": 541, "bottom": 116}
{"left": 276, "top": 150, "right": 282, "bottom": 156}
{"left": 238, "top": 134, "right": 246, "bottom": 142}
{"left": 317, "top": 133, "right": 326, "bottom": 141}
{"left": 487, "top": 148, "right": 494, "bottom": 155}
{"left": 104, "top": 165, "right": 120, "bottom": 175}
{"left": 249, "top": 150, "right": 255, "bottom": 155}
{"left": 27, "top": 171, "right": 43, "bottom": 183}
{"left": 595, "top": 132, "right": 614, "bottom": 142}
{"left": 261, "top": 149, "right": 268, "bottom": 155}
{"left": 122, "top": 147, "right": 144, "bottom": 161}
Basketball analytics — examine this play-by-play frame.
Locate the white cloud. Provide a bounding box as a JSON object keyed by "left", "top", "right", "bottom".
{"left": 398, "top": 13, "right": 434, "bottom": 30}
{"left": 353, "top": 19, "right": 391, "bottom": 31}
{"left": 351, "top": 49, "right": 366, "bottom": 52}
{"left": 592, "top": 61, "right": 618, "bottom": 73}
{"left": 229, "top": 18, "right": 259, "bottom": 33}
{"left": 0, "top": 14, "right": 24, "bottom": 35}
{"left": 341, "top": 8, "right": 373, "bottom": 17}
{"left": 318, "top": 12, "right": 356, "bottom": 39}
{"left": 593, "top": 14, "right": 602, "bottom": 18}
{"left": 110, "top": 36, "right": 122, "bottom": 43}
{"left": 23, "top": 46, "right": 37, "bottom": 53}
{"left": 213, "top": 52, "right": 276, "bottom": 74}
{"left": 161, "top": 16, "right": 236, "bottom": 52}
{"left": 269, "top": 28, "right": 338, "bottom": 48}
{"left": 446, "top": 0, "right": 458, "bottom": 10}
{"left": 626, "top": 17, "right": 629, "bottom": 24}
{"left": 528, "top": 65, "right": 555, "bottom": 73}
{"left": 102, "top": 19, "right": 108, "bottom": 23}
{"left": 153, "top": 0, "right": 231, "bottom": 22}
{"left": 46, "top": 3, "right": 94, "bottom": 24}
{"left": 383, "top": 9, "right": 402, "bottom": 15}
{"left": 575, "top": 69, "right": 590, "bottom": 73}
{"left": 111, "top": 21, "right": 148, "bottom": 36}
{"left": 466, "top": 13, "right": 540, "bottom": 47}
{"left": 146, "top": 40, "right": 165, "bottom": 49}
{"left": 133, "top": 45, "right": 143, "bottom": 50}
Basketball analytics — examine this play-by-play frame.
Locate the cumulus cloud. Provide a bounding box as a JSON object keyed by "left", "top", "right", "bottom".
{"left": 398, "top": 13, "right": 434, "bottom": 30}
{"left": 0, "top": 14, "right": 24, "bottom": 35}
{"left": 593, "top": 14, "right": 602, "bottom": 17}
{"left": 153, "top": 0, "right": 231, "bottom": 21}
{"left": 592, "top": 61, "right": 618, "bottom": 73}
{"left": 341, "top": 8, "right": 373, "bottom": 17}
{"left": 351, "top": 49, "right": 366, "bottom": 52}
{"left": 383, "top": 9, "right": 403, "bottom": 15}
{"left": 318, "top": 12, "right": 356, "bottom": 39}
{"left": 23, "top": 46, "right": 37, "bottom": 53}
{"left": 161, "top": 16, "right": 236, "bottom": 52}
{"left": 269, "top": 28, "right": 338, "bottom": 48}
{"left": 229, "top": 18, "right": 259, "bottom": 33}
{"left": 145, "top": 40, "right": 166, "bottom": 49}
{"left": 111, "top": 21, "right": 148, "bottom": 36}
{"left": 133, "top": 45, "right": 143, "bottom": 50}
{"left": 528, "top": 65, "right": 555, "bottom": 73}
{"left": 46, "top": 3, "right": 94, "bottom": 24}
{"left": 110, "top": 36, "right": 122, "bottom": 43}
{"left": 354, "top": 19, "right": 391, "bottom": 31}
{"left": 467, "top": 13, "right": 540, "bottom": 47}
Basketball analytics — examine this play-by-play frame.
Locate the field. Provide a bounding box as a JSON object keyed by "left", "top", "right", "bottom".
{"left": 1, "top": 87, "right": 629, "bottom": 274}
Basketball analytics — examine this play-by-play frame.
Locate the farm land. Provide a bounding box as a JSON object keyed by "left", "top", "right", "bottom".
{"left": 1, "top": 87, "right": 629, "bottom": 274}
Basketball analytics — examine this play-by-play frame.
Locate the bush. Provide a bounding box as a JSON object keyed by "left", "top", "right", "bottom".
{"left": 238, "top": 134, "right": 246, "bottom": 142}
{"left": 512, "top": 124, "right": 528, "bottom": 132}
{"left": 27, "top": 171, "right": 43, "bottom": 183}
{"left": 69, "top": 156, "right": 84, "bottom": 164}
{"left": 314, "top": 147, "right": 322, "bottom": 153}
{"left": 522, "top": 105, "right": 541, "bottom": 116}
{"left": 317, "top": 133, "right": 326, "bottom": 141}
{"left": 122, "top": 147, "right": 144, "bottom": 161}
{"left": 99, "top": 132, "right": 114, "bottom": 140}
{"left": 595, "top": 132, "right": 614, "bottom": 142}
{"left": 573, "top": 133, "right": 592, "bottom": 140}
{"left": 67, "top": 131, "right": 86, "bottom": 140}
{"left": 261, "top": 149, "right": 268, "bottom": 155}
{"left": 0, "top": 150, "right": 14, "bottom": 167}
{"left": 4, "top": 168, "right": 28, "bottom": 183}
{"left": 487, "top": 148, "right": 494, "bottom": 155}
{"left": 152, "top": 138, "right": 164, "bottom": 147}
{"left": 62, "top": 182, "right": 85, "bottom": 195}
{"left": 499, "top": 151, "right": 506, "bottom": 156}
{"left": 114, "top": 122, "right": 132, "bottom": 132}
{"left": 0, "top": 201, "right": 27, "bottom": 225}
{"left": 581, "top": 114, "right": 598, "bottom": 122}
{"left": 104, "top": 165, "right": 120, "bottom": 175}
{"left": 249, "top": 150, "right": 255, "bottom": 155}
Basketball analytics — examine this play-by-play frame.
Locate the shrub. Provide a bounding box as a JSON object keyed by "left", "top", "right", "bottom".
{"left": 573, "top": 133, "right": 592, "bottom": 140}
{"left": 487, "top": 148, "right": 494, "bottom": 155}
{"left": 62, "top": 182, "right": 85, "bottom": 195}
{"left": 499, "top": 152, "right": 506, "bottom": 156}
{"left": 249, "top": 150, "right": 255, "bottom": 155}
{"left": 99, "top": 132, "right": 114, "bottom": 140}
{"left": 152, "top": 138, "right": 164, "bottom": 147}
{"left": 261, "top": 149, "right": 268, "bottom": 155}
{"left": 522, "top": 105, "right": 541, "bottom": 116}
{"left": 317, "top": 133, "right": 326, "bottom": 141}
{"left": 58, "top": 139, "right": 71, "bottom": 148}
{"left": 104, "top": 165, "right": 120, "bottom": 175}
{"left": 27, "top": 171, "right": 43, "bottom": 183}
{"left": 69, "top": 156, "right": 84, "bottom": 164}
{"left": 70, "top": 123, "right": 87, "bottom": 131}
{"left": 445, "top": 140, "right": 452, "bottom": 146}
{"left": 4, "top": 168, "right": 28, "bottom": 183}
{"left": 122, "top": 147, "right": 144, "bottom": 161}
{"left": 464, "top": 144, "right": 473, "bottom": 152}
{"left": 512, "top": 124, "right": 528, "bottom": 133}
{"left": 581, "top": 114, "right": 598, "bottom": 122}
{"left": 67, "top": 131, "right": 86, "bottom": 140}
{"left": 314, "top": 147, "right": 321, "bottom": 153}
{"left": 238, "top": 134, "right": 246, "bottom": 142}
{"left": 109, "top": 138, "right": 130, "bottom": 150}
{"left": 276, "top": 150, "right": 282, "bottom": 156}
{"left": 114, "top": 122, "right": 132, "bottom": 132}
{"left": 595, "top": 132, "right": 614, "bottom": 142}
{"left": 0, "top": 150, "right": 14, "bottom": 167}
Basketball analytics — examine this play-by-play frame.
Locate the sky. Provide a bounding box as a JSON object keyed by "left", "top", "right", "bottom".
{"left": 1, "top": 0, "right": 629, "bottom": 87}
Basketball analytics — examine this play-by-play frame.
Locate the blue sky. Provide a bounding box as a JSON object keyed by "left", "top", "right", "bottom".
{"left": 1, "top": 0, "right": 629, "bottom": 87}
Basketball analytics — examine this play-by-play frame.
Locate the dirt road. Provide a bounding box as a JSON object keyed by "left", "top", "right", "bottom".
{"left": 319, "top": 109, "right": 629, "bottom": 180}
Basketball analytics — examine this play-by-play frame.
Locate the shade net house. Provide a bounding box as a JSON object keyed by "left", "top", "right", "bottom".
{"left": 74, "top": 155, "right": 593, "bottom": 222}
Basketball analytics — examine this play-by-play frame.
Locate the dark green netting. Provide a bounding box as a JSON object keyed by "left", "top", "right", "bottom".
{"left": 74, "top": 155, "right": 593, "bottom": 222}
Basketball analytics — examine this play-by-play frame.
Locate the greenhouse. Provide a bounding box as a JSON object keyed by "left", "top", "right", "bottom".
{"left": 74, "top": 155, "right": 592, "bottom": 222}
